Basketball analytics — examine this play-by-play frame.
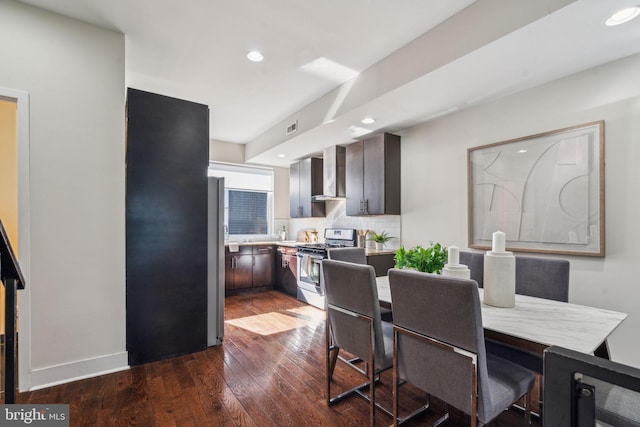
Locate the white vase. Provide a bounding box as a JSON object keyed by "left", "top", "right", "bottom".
{"left": 375, "top": 242, "right": 384, "bottom": 251}
{"left": 483, "top": 251, "right": 516, "bottom": 308}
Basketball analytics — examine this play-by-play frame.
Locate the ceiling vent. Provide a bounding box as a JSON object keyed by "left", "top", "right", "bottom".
{"left": 286, "top": 120, "right": 298, "bottom": 136}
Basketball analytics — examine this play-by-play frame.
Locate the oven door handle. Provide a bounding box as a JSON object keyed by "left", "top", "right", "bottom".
{"left": 297, "top": 252, "right": 324, "bottom": 259}
{"left": 298, "top": 253, "right": 311, "bottom": 279}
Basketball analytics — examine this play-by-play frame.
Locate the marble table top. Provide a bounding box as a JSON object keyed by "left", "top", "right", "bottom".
{"left": 376, "top": 276, "right": 627, "bottom": 355}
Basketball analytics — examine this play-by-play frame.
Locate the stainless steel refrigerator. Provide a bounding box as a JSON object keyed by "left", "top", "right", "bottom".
{"left": 208, "top": 176, "right": 225, "bottom": 346}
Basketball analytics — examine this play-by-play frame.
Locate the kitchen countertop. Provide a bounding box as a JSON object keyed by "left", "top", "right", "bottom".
{"left": 225, "top": 240, "right": 301, "bottom": 248}
{"left": 224, "top": 241, "right": 398, "bottom": 254}
{"left": 365, "top": 248, "right": 396, "bottom": 256}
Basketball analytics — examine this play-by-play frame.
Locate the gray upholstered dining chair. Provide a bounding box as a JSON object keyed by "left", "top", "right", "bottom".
{"left": 458, "top": 252, "right": 571, "bottom": 300}
{"left": 322, "top": 259, "right": 428, "bottom": 426}
{"left": 515, "top": 255, "right": 570, "bottom": 303}
{"left": 459, "top": 250, "right": 485, "bottom": 288}
{"left": 389, "top": 268, "right": 535, "bottom": 427}
{"left": 328, "top": 247, "right": 394, "bottom": 322}
{"left": 327, "top": 247, "right": 367, "bottom": 264}
{"left": 487, "top": 255, "right": 571, "bottom": 374}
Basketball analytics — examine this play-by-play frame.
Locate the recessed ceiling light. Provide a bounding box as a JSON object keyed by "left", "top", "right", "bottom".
{"left": 277, "top": 154, "right": 286, "bottom": 158}
{"left": 518, "top": 149, "right": 527, "bottom": 154}
{"left": 246, "top": 50, "right": 264, "bottom": 62}
{"left": 361, "top": 117, "right": 376, "bottom": 125}
{"left": 605, "top": 6, "right": 640, "bottom": 26}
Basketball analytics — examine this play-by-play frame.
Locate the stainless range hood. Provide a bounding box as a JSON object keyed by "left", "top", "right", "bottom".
{"left": 311, "top": 145, "right": 346, "bottom": 201}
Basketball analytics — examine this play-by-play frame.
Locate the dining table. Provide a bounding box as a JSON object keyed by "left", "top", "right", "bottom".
{"left": 376, "top": 275, "right": 627, "bottom": 357}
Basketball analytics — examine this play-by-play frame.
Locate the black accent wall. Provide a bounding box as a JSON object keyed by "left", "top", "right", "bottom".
{"left": 126, "top": 88, "right": 209, "bottom": 365}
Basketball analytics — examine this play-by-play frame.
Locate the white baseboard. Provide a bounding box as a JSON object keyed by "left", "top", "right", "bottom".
{"left": 28, "top": 351, "right": 129, "bottom": 391}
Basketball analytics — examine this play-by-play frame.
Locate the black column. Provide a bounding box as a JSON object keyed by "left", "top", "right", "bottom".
{"left": 3, "top": 278, "right": 18, "bottom": 403}
{"left": 126, "top": 88, "right": 209, "bottom": 365}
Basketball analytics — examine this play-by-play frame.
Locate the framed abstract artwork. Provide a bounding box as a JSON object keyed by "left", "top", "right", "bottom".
{"left": 467, "top": 121, "right": 604, "bottom": 256}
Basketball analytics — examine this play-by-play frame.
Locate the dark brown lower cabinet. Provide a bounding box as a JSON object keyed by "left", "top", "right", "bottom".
{"left": 253, "top": 245, "right": 275, "bottom": 287}
{"left": 225, "top": 247, "right": 253, "bottom": 290}
{"left": 225, "top": 245, "right": 275, "bottom": 295}
{"left": 276, "top": 246, "right": 298, "bottom": 296}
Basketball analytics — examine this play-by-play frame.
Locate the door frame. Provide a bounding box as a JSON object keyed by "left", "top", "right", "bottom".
{"left": 1, "top": 87, "right": 32, "bottom": 392}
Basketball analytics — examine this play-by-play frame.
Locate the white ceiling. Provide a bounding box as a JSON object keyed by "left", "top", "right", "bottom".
{"left": 17, "top": 0, "right": 640, "bottom": 167}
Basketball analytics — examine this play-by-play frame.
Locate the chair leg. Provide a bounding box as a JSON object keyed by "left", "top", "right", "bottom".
{"left": 395, "top": 397, "right": 432, "bottom": 426}
{"left": 471, "top": 402, "right": 477, "bottom": 427}
{"left": 431, "top": 403, "right": 449, "bottom": 427}
{"left": 392, "top": 330, "right": 433, "bottom": 426}
{"left": 328, "top": 346, "right": 339, "bottom": 380}
{"left": 523, "top": 391, "right": 532, "bottom": 426}
{"left": 369, "top": 352, "right": 375, "bottom": 426}
{"left": 537, "top": 373, "right": 544, "bottom": 423}
{"left": 393, "top": 362, "right": 399, "bottom": 427}
{"left": 326, "top": 346, "right": 331, "bottom": 405}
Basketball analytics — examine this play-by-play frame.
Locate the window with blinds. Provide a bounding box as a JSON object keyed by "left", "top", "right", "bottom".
{"left": 227, "top": 189, "right": 268, "bottom": 234}
{"left": 208, "top": 163, "right": 274, "bottom": 238}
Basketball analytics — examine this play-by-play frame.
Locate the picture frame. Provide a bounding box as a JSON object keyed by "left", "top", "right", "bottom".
{"left": 467, "top": 121, "right": 605, "bottom": 256}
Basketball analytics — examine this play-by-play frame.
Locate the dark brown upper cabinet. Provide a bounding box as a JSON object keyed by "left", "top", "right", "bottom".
{"left": 346, "top": 133, "right": 401, "bottom": 216}
{"left": 290, "top": 157, "right": 325, "bottom": 218}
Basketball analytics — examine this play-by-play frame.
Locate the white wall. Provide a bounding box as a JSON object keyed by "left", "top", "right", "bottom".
{"left": 209, "top": 139, "right": 245, "bottom": 164}
{"left": 272, "top": 163, "right": 290, "bottom": 221}
{"left": 209, "top": 138, "right": 290, "bottom": 231}
{"left": 400, "top": 52, "right": 640, "bottom": 368}
{"left": 0, "top": 0, "right": 127, "bottom": 389}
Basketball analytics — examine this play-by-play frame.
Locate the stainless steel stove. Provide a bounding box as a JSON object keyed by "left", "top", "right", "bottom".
{"left": 296, "top": 228, "right": 357, "bottom": 308}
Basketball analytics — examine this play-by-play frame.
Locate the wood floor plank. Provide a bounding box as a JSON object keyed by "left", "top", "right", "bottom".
{"left": 15, "top": 290, "right": 537, "bottom": 427}
{"left": 205, "top": 342, "right": 280, "bottom": 427}
{"left": 222, "top": 340, "right": 299, "bottom": 426}
{"left": 184, "top": 350, "right": 240, "bottom": 427}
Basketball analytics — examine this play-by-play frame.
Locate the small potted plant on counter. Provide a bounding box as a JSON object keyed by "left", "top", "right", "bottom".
{"left": 368, "top": 230, "right": 395, "bottom": 251}
{"left": 394, "top": 241, "right": 447, "bottom": 274}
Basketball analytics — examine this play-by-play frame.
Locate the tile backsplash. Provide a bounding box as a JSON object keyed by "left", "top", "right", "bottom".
{"left": 287, "top": 200, "right": 401, "bottom": 249}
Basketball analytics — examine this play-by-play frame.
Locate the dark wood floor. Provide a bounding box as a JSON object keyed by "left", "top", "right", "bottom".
{"left": 9, "top": 291, "right": 537, "bottom": 426}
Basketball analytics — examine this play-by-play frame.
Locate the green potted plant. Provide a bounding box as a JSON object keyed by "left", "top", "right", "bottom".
{"left": 394, "top": 241, "right": 448, "bottom": 274}
{"left": 368, "top": 230, "right": 395, "bottom": 250}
